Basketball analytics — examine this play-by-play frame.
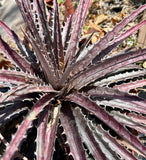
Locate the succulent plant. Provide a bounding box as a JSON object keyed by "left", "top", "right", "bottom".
{"left": 0, "top": 0, "right": 146, "bottom": 159}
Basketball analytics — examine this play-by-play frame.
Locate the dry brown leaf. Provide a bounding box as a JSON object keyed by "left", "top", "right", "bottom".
{"left": 95, "top": 14, "right": 108, "bottom": 25}
{"left": 91, "top": 35, "right": 98, "bottom": 44}
{"left": 99, "top": 31, "right": 105, "bottom": 38}
{"left": 0, "top": 54, "right": 14, "bottom": 69}
{"left": 112, "top": 16, "right": 121, "bottom": 25}
{"left": 137, "top": 10, "right": 146, "bottom": 48}
{"left": 89, "top": 21, "right": 103, "bottom": 32}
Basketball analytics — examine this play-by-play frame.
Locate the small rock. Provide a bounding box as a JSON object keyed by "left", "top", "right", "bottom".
{"left": 143, "top": 61, "right": 146, "bottom": 68}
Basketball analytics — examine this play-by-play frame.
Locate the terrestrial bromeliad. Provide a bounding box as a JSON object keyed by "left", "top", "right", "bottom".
{"left": 0, "top": 0, "right": 146, "bottom": 159}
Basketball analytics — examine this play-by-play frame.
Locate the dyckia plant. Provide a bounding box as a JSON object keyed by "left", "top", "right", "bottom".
{"left": 0, "top": 0, "right": 146, "bottom": 159}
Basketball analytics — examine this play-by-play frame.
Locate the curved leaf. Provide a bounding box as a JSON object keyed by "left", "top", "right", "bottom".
{"left": 44, "top": 106, "right": 59, "bottom": 160}
{"left": 84, "top": 86, "right": 146, "bottom": 114}
{"left": 71, "top": 4, "right": 146, "bottom": 74}
{"left": 114, "top": 79, "right": 146, "bottom": 92}
{"left": 0, "top": 36, "right": 33, "bottom": 73}
{"left": 2, "top": 93, "right": 55, "bottom": 160}
{"left": 73, "top": 107, "right": 108, "bottom": 160}
{"left": 0, "top": 70, "right": 42, "bottom": 85}
{"left": 60, "top": 104, "right": 86, "bottom": 160}
{"left": 71, "top": 48, "right": 146, "bottom": 89}
{"left": 66, "top": 91, "right": 146, "bottom": 156}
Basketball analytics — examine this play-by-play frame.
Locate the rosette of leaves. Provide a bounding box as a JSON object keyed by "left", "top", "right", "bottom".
{"left": 0, "top": 0, "right": 146, "bottom": 160}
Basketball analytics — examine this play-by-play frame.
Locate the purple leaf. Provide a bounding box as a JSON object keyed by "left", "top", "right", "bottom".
{"left": 0, "top": 20, "right": 37, "bottom": 64}
{"left": 22, "top": 30, "right": 58, "bottom": 88}
{"left": 13, "top": 85, "right": 57, "bottom": 96}
{"left": 2, "top": 93, "right": 55, "bottom": 160}
{"left": 44, "top": 106, "right": 59, "bottom": 160}
{"left": 84, "top": 86, "right": 146, "bottom": 114}
{"left": 36, "top": 107, "right": 49, "bottom": 160}
{"left": 62, "top": 15, "right": 74, "bottom": 49}
{"left": 93, "top": 20, "right": 146, "bottom": 63}
{"left": 0, "top": 100, "right": 30, "bottom": 127}
{"left": 126, "top": 112, "right": 146, "bottom": 125}
{"left": 71, "top": 4, "right": 146, "bottom": 73}
{"left": 94, "top": 69, "right": 145, "bottom": 87}
{"left": 0, "top": 36, "right": 33, "bottom": 73}
{"left": 114, "top": 79, "right": 146, "bottom": 92}
{"left": 95, "top": 124, "right": 138, "bottom": 160}
{"left": 110, "top": 110, "right": 146, "bottom": 134}
{"left": 0, "top": 84, "right": 28, "bottom": 102}
{"left": 65, "top": 0, "right": 85, "bottom": 65}
{"left": 73, "top": 107, "right": 108, "bottom": 160}
{"left": 66, "top": 91, "right": 146, "bottom": 156}
{"left": 33, "top": 0, "right": 52, "bottom": 46}
{"left": 70, "top": 48, "right": 146, "bottom": 89}
{"left": 0, "top": 70, "right": 42, "bottom": 85}
{"left": 60, "top": 104, "right": 86, "bottom": 160}
{"left": 53, "top": 0, "right": 64, "bottom": 72}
